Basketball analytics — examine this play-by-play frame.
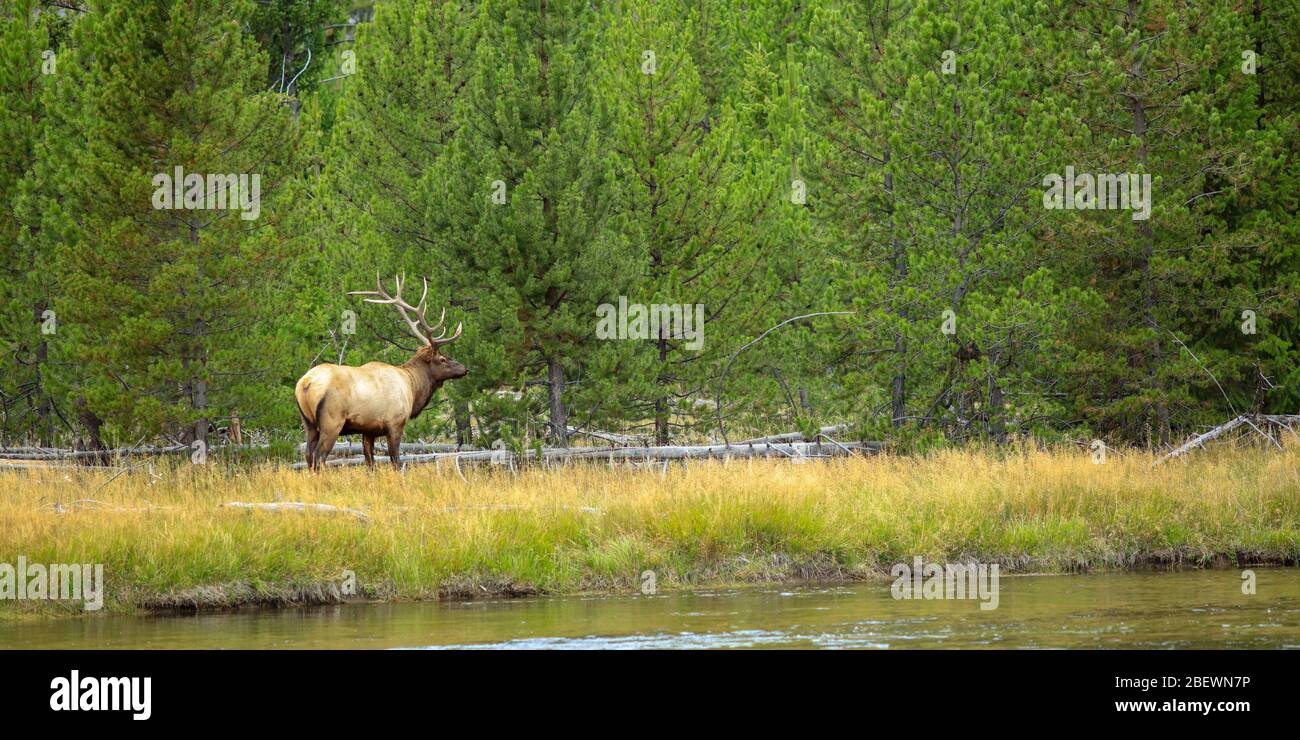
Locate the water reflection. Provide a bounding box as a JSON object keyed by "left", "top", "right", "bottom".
{"left": 4, "top": 570, "right": 1298, "bottom": 649}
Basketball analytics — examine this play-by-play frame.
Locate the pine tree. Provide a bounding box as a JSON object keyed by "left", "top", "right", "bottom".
{"left": 247, "top": 0, "right": 345, "bottom": 109}
{"left": 1057, "top": 0, "right": 1262, "bottom": 444}
{"left": 0, "top": 1, "right": 1288, "bottom": 449}
{"left": 593, "top": 0, "right": 782, "bottom": 443}
{"left": 428, "top": 0, "right": 634, "bottom": 447}
{"left": 809, "top": 0, "right": 1092, "bottom": 441}
{"left": 0, "top": 0, "right": 63, "bottom": 444}
{"left": 24, "top": 0, "right": 306, "bottom": 448}
{"left": 806, "top": 0, "right": 914, "bottom": 432}
{"left": 1236, "top": 0, "right": 1300, "bottom": 414}
{"left": 727, "top": 14, "right": 849, "bottom": 438}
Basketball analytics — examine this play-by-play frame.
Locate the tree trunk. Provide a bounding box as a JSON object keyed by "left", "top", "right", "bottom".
{"left": 890, "top": 346, "right": 906, "bottom": 427}
{"left": 654, "top": 331, "right": 669, "bottom": 445}
{"left": 1126, "top": 0, "right": 1169, "bottom": 447}
{"left": 33, "top": 302, "right": 52, "bottom": 446}
{"left": 190, "top": 219, "right": 209, "bottom": 451}
{"left": 454, "top": 399, "right": 473, "bottom": 446}
{"left": 76, "top": 406, "right": 107, "bottom": 466}
{"left": 281, "top": 19, "right": 302, "bottom": 117}
{"left": 987, "top": 353, "right": 1006, "bottom": 443}
{"left": 547, "top": 356, "right": 568, "bottom": 446}
{"left": 193, "top": 375, "right": 208, "bottom": 449}
{"left": 885, "top": 162, "right": 908, "bottom": 428}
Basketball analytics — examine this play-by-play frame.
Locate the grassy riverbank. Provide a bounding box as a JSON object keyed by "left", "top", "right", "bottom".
{"left": 2, "top": 444, "right": 1298, "bottom": 617}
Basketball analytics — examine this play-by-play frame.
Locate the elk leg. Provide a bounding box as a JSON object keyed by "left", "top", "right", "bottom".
{"left": 385, "top": 426, "right": 403, "bottom": 469}
{"left": 303, "top": 423, "right": 320, "bottom": 469}
{"left": 361, "top": 435, "right": 376, "bottom": 468}
{"left": 314, "top": 423, "right": 343, "bottom": 470}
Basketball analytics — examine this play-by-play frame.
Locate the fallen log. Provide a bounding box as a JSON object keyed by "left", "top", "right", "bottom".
{"left": 0, "top": 460, "right": 79, "bottom": 471}
{"left": 536, "top": 441, "right": 879, "bottom": 460}
{"left": 295, "top": 441, "right": 469, "bottom": 456}
{"left": 1158, "top": 415, "right": 1249, "bottom": 463}
{"left": 291, "top": 440, "right": 883, "bottom": 469}
{"left": 0, "top": 445, "right": 188, "bottom": 460}
{"left": 564, "top": 427, "right": 643, "bottom": 445}
{"left": 735, "top": 424, "right": 850, "bottom": 445}
{"left": 0, "top": 441, "right": 477, "bottom": 462}
{"left": 46, "top": 499, "right": 175, "bottom": 513}
{"left": 222, "top": 501, "right": 368, "bottom": 520}
{"left": 1156, "top": 413, "right": 1300, "bottom": 464}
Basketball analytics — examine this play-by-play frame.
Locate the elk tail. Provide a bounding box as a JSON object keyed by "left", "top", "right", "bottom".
{"left": 312, "top": 395, "right": 329, "bottom": 429}
{"left": 295, "top": 380, "right": 324, "bottom": 427}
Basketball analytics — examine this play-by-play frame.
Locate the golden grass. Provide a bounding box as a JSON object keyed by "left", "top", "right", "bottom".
{"left": 1, "top": 443, "right": 1297, "bottom": 616}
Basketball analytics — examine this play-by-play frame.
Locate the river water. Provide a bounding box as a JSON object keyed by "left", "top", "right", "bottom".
{"left": 4, "top": 569, "right": 1298, "bottom": 649}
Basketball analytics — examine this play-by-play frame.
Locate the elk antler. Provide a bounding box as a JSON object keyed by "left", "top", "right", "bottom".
{"left": 349, "top": 273, "right": 439, "bottom": 346}
{"left": 430, "top": 318, "right": 463, "bottom": 347}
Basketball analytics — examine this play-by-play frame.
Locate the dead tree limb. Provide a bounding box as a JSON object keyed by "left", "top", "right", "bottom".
{"left": 222, "top": 501, "right": 368, "bottom": 520}
{"left": 290, "top": 440, "right": 883, "bottom": 470}
{"left": 1157, "top": 415, "right": 1249, "bottom": 464}
{"left": 735, "top": 424, "right": 849, "bottom": 445}
{"left": 713, "top": 312, "right": 854, "bottom": 445}
{"left": 1157, "top": 413, "right": 1300, "bottom": 464}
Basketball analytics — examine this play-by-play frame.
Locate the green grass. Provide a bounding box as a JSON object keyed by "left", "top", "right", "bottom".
{"left": 1, "top": 443, "right": 1297, "bottom": 618}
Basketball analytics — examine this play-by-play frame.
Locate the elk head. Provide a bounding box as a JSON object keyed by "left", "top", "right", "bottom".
{"left": 350, "top": 273, "right": 467, "bottom": 385}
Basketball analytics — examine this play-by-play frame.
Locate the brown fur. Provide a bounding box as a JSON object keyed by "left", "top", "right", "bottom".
{"left": 295, "top": 345, "right": 466, "bottom": 470}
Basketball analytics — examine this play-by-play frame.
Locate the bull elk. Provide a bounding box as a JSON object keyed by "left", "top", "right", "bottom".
{"left": 295, "top": 274, "right": 466, "bottom": 469}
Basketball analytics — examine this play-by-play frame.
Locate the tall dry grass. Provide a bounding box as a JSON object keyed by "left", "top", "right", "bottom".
{"left": 1, "top": 444, "right": 1297, "bottom": 615}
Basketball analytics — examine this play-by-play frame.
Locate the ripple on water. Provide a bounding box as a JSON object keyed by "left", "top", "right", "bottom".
{"left": 6, "top": 569, "right": 1300, "bottom": 650}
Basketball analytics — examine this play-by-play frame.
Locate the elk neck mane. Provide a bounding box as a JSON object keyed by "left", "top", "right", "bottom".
{"left": 398, "top": 351, "right": 440, "bottom": 419}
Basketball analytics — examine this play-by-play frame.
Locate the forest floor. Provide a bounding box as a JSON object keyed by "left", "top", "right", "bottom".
{"left": 1, "top": 444, "right": 1297, "bottom": 617}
